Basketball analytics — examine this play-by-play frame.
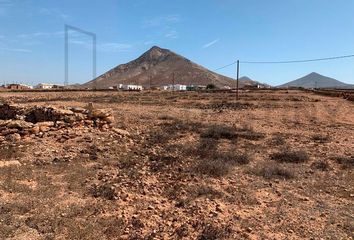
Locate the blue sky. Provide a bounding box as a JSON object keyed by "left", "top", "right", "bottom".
{"left": 1, "top": 0, "right": 354, "bottom": 86}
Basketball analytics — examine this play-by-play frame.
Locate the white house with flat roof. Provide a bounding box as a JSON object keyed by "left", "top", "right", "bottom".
{"left": 118, "top": 84, "right": 143, "bottom": 91}
{"left": 35, "top": 83, "right": 54, "bottom": 89}
{"left": 163, "top": 84, "right": 187, "bottom": 91}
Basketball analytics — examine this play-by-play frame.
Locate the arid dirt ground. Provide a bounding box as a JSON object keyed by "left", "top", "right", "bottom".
{"left": 0, "top": 90, "right": 353, "bottom": 240}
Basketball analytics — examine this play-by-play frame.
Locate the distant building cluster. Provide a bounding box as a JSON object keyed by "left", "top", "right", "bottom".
{"left": 116, "top": 83, "right": 213, "bottom": 91}
{"left": 117, "top": 84, "right": 144, "bottom": 91}
{"left": 0, "top": 83, "right": 64, "bottom": 90}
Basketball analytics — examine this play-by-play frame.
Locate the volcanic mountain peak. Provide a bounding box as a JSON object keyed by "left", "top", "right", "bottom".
{"left": 307, "top": 72, "right": 322, "bottom": 77}
{"left": 140, "top": 46, "right": 173, "bottom": 61}
{"left": 82, "top": 46, "right": 255, "bottom": 89}
{"left": 279, "top": 72, "right": 354, "bottom": 89}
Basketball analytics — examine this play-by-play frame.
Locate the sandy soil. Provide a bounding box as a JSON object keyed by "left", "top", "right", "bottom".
{"left": 0, "top": 90, "right": 353, "bottom": 240}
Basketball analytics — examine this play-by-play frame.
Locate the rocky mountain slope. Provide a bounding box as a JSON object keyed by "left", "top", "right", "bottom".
{"left": 82, "top": 46, "right": 260, "bottom": 89}
{"left": 279, "top": 72, "right": 354, "bottom": 89}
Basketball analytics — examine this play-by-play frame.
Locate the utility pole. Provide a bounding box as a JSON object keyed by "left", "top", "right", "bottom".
{"left": 236, "top": 60, "right": 240, "bottom": 101}
{"left": 149, "top": 75, "right": 152, "bottom": 90}
{"left": 172, "top": 72, "right": 175, "bottom": 92}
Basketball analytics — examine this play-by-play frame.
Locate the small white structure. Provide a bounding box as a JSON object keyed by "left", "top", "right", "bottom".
{"left": 163, "top": 84, "right": 187, "bottom": 91}
{"left": 118, "top": 84, "right": 143, "bottom": 91}
{"left": 35, "top": 83, "right": 54, "bottom": 89}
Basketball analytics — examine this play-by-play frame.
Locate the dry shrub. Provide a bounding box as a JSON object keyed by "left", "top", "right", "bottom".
{"left": 90, "top": 183, "right": 118, "bottom": 200}
{"left": 200, "top": 125, "right": 237, "bottom": 140}
{"left": 237, "top": 131, "right": 265, "bottom": 141}
{"left": 198, "top": 223, "right": 232, "bottom": 240}
{"left": 272, "top": 135, "right": 286, "bottom": 145}
{"left": 250, "top": 162, "right": 294, "bottom": 180}
{"left": 0, "top": 144, "right": 26, "bottom": 160}
{"left": 335, "top": 156, "right": 354, "bottom": 169}
{"left": 195, "top": 152, "right": 252, "bottom": 178}
{"left": 195, "top": 159, "right": 230, "bottom": 178}
{"left": 189, "top": 185, "right": 224, "bottom": 200}
{"left": 149, "top": 154, "right": 179, "bottom": 172}
{"left": 158, "top": 114, "right": 175, "bottom": 121}
{"left": 312, "top": 134, "right": 331, "bottom": 143}
{"left": 271, "top": 150, "right": 309, "bottom": 163}
{"left": 201, "top": 124, "right": 265, "bottom": 141}
{"left": 311, "top": 160, "right": 331, "bottom": 171}
{"left": 192, "top": 137, "right": 252, "bottom": 177}
{"left": 193, "top": 138, "right": 218, "bottom": 158}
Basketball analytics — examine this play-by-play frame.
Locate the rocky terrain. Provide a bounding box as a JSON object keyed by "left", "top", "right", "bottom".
{"left": 0, "top": 90, "right": 353, "bottom": 239}
{"left": 82, "top": 46, "right": 262, "bottom": 89}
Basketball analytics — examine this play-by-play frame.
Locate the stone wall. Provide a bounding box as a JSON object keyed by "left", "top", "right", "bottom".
{"left": 0, "top": 104, "right": 114, "bottom": 142}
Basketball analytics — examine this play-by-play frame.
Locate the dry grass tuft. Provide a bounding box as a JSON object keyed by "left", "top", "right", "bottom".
{"left": 271, "top": 150, "right": 309, "bottom": 163}
{"left": 198, "top": 223, "right": 232, "bottom": 240}
{"left": 0, "top": 144, "right": 26, "bottom": 160}
{"left": 334, "top": 156, "right": 354, "bottom": 169}
{"left": 250, "top": 162, "right": 295, "bottom": 180}
{"left": 311, "top": 160, "right": 331, "bottom": 171}
{"left": 312, "top": 134, "right": 331, "bottom": 143}
{"left": 200, "top": 125, "right": 237, "bottom": 140}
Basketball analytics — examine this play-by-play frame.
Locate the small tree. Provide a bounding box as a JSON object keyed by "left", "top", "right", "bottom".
{"left": 206, "top": 84, "right": 217, "bottom": 90}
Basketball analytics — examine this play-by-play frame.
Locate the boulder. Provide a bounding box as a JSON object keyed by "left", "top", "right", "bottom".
{"left": 52, "top": 108, "right": 74, "bottom": 116}
{"left": 103, "top": 115, "right": 115, "bottom": 124}
{"left": 112, "top": 128, "right": 130, "bottom": 137}
{"left": 6, "top": 120, "right": 34, "bottom": 129}
{"left": 6, "top": 133, "right": 21, "bottom": 142}
{"left": 91, "top": 109, "right": 111, "bottom": 119}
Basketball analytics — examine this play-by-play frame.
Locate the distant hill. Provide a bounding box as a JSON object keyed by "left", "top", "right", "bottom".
{"left": 239, "top": 76, "right": 271, "bottom": 88}
{"left": 279, "top": 72, "right": 354, "bottom": 89}
{"left": 82, "top": 46, "right": 262, "bottom": 89}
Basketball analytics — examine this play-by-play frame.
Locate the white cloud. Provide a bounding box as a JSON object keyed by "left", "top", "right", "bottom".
{"left": 38, "top": 7, "right": 71, "bottom": 20}
{"left": 70, "top": 40, "right": 133, "bottom": 53}
{"left": 143, "top": 14, "right": 180, "bottom": 28}
{"left": 0, "top": 47, "right": 32, "bottom": 53}
{"left": 202, "top": 38, "right": 220, "bottom": 49}
{"left": 164, "top": 30, "right": 178, "bottom": 39}
{"left": 17, "top": 31, "right": 65, "bottom": 39}
{"left": 99, "top": 43, "right": 132, "bottom": 53}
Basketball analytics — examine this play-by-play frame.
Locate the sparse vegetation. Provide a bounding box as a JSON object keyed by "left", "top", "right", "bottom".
{"left": 272, "top": 134, "right": 286, "bottom": 145}
{"left": 334, "top": 156, "right": 354, "bottom": 169}
{"left": 189, "top": 185, "right": 224, "bottom": 200}
{"left": 0, "top": 90, "right": 352, "bottom": 239}
{"left": 271, "top": 149, "right": 309, "bottom": 163}
{"left": 201, "top": 124, "right": 237, "bottom": 140}
{"left": 201, "top": 124, "right": 264, "bottom": 141}
{"left": 0, "top": 144, "right": 26, "bottom": 160}
{"left": 312, "top": 134, "right": 331, "bottom": 143}
{"left": 250, "top": 162, "right": 294, "bottom": 180}
{"left": 198, "top": 223, "right": 232, "bottom": 240}
{"left": 195, "top": 151, "right": 252, "bottom": 177}
{"left": 312, "top": 160, "right": 331, "bottom": 171}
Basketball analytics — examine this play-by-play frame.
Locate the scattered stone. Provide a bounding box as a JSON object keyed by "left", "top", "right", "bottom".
{"left": 0, "top": 160, "right": 21, "bottom": 168}
{"left": 6, "top": 133, "right": 21, "bottom": 142}
{"left": 113, "top": 128, "right": 130, "bottom": 137}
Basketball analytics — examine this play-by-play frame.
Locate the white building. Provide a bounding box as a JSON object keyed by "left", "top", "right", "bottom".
{"left": 163, "top": 84, "right": 187, "bottom": 91}
{"left": 35, "top": 83, "right": 54, "bottom": 89}
{"left": 118, "top": 84, "right": 143, "bottom": 91}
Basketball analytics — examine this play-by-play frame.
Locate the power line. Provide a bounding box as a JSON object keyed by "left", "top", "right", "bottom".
{"left": 242, "top": 54, "right": 354, "bottom": 64}
{"left": 214, "top": 54, "right": 354, "bottom": 71}
{"left": 214, "top": 61, "right": 238, "bottom": 71}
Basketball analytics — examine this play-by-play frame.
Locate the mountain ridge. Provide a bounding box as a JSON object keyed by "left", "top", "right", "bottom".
{"left": 82, "top": 46, "right": 261, "bottom": 89}
{"left": 279, "top": 72, "right": 354, "bottom": 89}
